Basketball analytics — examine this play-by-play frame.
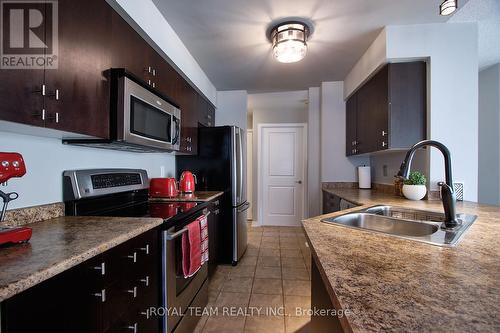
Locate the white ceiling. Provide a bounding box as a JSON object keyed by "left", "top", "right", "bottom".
{"left": 152, "top": 0, "right": 466, "bottom": 92}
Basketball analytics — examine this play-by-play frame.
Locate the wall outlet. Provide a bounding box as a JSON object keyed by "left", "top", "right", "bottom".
{"left": 160, "top": 166, "right": 165, "bottom": 177}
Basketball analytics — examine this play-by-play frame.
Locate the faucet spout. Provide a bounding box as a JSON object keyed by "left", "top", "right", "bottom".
{"left": 397, "top": 140, "right": 459, "bottom": 228}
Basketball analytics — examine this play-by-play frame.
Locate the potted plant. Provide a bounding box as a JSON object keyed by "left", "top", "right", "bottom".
{"left": 402, "top": 171, "right": 427, "bottom": 200}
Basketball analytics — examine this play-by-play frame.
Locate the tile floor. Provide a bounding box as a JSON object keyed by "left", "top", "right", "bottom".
{"left": 194, "top": 224, "right": 312, "bottom": 333}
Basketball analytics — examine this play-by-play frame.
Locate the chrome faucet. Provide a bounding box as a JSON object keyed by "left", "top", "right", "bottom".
{"left": 397, "top": 140, "right": 459, "bottom": 229}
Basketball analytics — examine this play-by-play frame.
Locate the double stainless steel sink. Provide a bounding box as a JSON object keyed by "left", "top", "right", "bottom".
{"left": 321, "top": 205, "right": 477, "bottom": 246}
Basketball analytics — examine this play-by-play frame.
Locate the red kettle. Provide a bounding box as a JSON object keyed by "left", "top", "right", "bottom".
{"left": 179, "top": 171, "right": 196, "bottom": 193}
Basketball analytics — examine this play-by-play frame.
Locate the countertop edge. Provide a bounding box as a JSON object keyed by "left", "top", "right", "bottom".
{"left": 0, "top": 217, "right": 164, "bottom": 302}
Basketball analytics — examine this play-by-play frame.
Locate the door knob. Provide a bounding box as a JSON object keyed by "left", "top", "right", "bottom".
{"left": 295, "top": 180, "right": 302, "bottom": 184}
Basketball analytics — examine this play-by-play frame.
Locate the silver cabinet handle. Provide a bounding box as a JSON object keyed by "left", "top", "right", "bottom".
{"left": 140, "top": 276, "right": 149, "bottom": 287}
{"left": 146, "top": 66, "right": 152, "bottom": 73}
{"left": 48, "top": 112, "right": 59, "bottom": 123}
{"left": 186, "top": 137, "right": 192, "bottom": 143}
{"left": 93, "top": 262, "right": 106, "bottom": 276}
{"left": 33, "top": 109, "right": 46, "bottom": 120}
{"left": 127, "top": 252, "right": 137, "bottom": 263}
{"left": 147, "top": 79, "right": 151, "bottom": 86}
{"left": 34, "top": 84, "right": 46, "bottom": 96}
{"left": 139, "top": 244, "right": 149, "bottom": 255}
{"left": 152, "top": 82, "right": 156, "bottom": 88}
{"left": 126, "top": 286, "right": 137, "bottom": 298}
{"left": 214, "top": 209, "right": 219, "bottom": 215}
{"left": 214, "top": 200, "right": 219, "bottom": 206}
{"left": 152, "top": 68, "right": 156, "bottom": 76}
{"left": 54, "top": 89, "right": 59, "bottom": 100}
{"left": 382, "top": 141, "right": 387, "bottom": 147}
{"left": 93, "top": 289, "right": 106, "bottom": 303}
{"left": 187, "top": 146, "right": 192, "bottom": 152}
{"left": 352, "top": 149, "right": 358, "bottom": 154}
{"left": 382, "top": 130, "right": 387, "bottom": 136}
{"left": 126, "top": 323, "right": 138, "bottom": 333}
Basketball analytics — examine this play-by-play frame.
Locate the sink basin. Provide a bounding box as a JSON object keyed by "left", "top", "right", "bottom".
{"left": 321, "top": 205, "right": 477, "bottom": 247}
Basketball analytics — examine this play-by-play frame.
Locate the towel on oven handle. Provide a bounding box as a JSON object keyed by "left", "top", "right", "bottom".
{"left": 198, "top": 214, "right": 209, "bottom": 264}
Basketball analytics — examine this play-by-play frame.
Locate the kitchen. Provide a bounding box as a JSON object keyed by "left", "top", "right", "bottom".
{"left": 0, "top": 0, "right": 499, "bottom": 333}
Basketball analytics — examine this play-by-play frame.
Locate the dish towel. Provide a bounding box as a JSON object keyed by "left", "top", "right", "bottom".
{"left": 198, "top": 215, "right": 209, "bottom": 264}
{"left": 181, "top": 219, "right": 202, "bottom": 278}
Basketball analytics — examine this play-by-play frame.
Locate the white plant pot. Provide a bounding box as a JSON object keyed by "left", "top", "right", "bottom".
{"left": 402, "top": 184, "right": 427, "bottom": 201}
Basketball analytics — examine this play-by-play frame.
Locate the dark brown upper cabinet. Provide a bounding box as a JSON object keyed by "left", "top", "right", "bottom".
{"left": 44, "top": 0, "right": 112, "bottom": 138}
{"left": 346, "top": 62, "right": 427, "bottom": 156}
{"left": 0, "top": 0, "right": 213, "bottom": 154}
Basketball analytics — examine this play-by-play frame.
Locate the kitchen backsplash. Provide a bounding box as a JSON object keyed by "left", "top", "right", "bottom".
{"left": 0, "top": 131, "right": 176, "bottom": 209}
{"left": 3, "top": 203, "right": 65, "bottom": 226}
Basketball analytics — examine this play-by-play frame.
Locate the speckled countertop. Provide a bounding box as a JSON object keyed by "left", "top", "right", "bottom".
{"left": 149, "top": 191, "right": 224, "bottom": 202}
{"left": 303, "top": 188, "right": 500, "bottom": 333}
{"left": 0, "top": 216, "right": 163, "bottom": 302}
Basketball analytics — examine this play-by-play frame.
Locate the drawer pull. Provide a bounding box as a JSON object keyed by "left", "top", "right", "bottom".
{"left": 126, "top": 323, "right": 138, "bottom": 333}
{"left": 214, "top": 200, "right": 219, "bottom": 206}
{"left": 93, "top": 262, "right": 106, "bottom": 276}
{"left": 126, "top": 286, "right": 137, "bottom": 298}
{"left": 214, "top": 209, "right": 220, "bottom": 215}
{"left": 127, "top": 252, "right": 137, "bottom": 263}
{"left": 140, "top": 276, "right": 150, "bottom": 287}
{"left": 139, "top": 244, "right": 149, "bottom": 255}
{"left": 93, "top": 289, "right": 106, "bottom": 303}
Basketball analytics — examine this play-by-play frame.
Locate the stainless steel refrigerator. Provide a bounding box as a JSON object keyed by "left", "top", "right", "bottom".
{"left": 176, "top": 126, "right": 248, "bottom": 265}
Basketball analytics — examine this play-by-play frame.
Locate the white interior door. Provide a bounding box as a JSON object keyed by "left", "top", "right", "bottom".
{"left": 261, "top": 125, "right": 305, "bottom": 226}
{"left": 246, "top": 130, "right": 253, "bottom": 220}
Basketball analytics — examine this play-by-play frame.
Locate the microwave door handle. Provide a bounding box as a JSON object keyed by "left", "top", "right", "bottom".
{"left": 172, "top": 116, "right": 180, "bottom": 144}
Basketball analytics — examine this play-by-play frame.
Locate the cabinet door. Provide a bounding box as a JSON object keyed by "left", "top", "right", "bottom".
{"left": 0, "top": 2, "right": 45, "bottom": 128}
{"left": 388, "top": 62, "right": 426, "bottom": 148}
{"left": 110, "top": 12, "right": 151, "bottom": 83}
{"left": 178, "top": 82, "right": 198, "bottom": 155}
{"left": 44, "top": 0, "right": 112, "bottom": 138}
{"left": 346, "top": 93, "right": 357, "bottom": 156}
{"left": 155, "top": 53, "right": 181, "bottom": 104}
{"left": 356, "top": 65, "right": 389, "bottom": 154}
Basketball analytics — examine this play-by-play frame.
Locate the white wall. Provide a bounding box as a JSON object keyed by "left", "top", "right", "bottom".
{"left": 0, "top": 131, "right": 175, "bottom": 209}
{"left": 215, "top": 90, "right": 248, "bottom": 130}
{"left": 248, "top": 91, "right": 308, "bottom": 221}
{"left": 478, "top": 64, "right": 500, "bottom": 205}
{"left": 109, "top": 0, "right": 217, "bottom": 104}
{"left": 320, "top": 82, "right": 370, "bottom": 182}
{"left": 307, "top": 87, "right": 321, "bottom": 217}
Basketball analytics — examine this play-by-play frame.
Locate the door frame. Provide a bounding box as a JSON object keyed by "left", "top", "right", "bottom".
{"left": 257, "top": 123, "right": 308, "bottom": 227}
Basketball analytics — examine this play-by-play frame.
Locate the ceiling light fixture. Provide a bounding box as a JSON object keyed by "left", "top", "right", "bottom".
{"left": 440, "top": 0, "right": 458, "bottom": 16}
{"left": 270, "top": 21, "right": 310, "bottom": 63}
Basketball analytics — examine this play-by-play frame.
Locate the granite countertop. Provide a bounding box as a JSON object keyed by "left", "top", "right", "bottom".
{"left": 149, "top": 191, "right": 224, "bottom": 203}
{"left": 303, "top": 188, "right": 500, "bottom": 333}
{"left": 0, "top": 216, "right": 163, "bottom": 302}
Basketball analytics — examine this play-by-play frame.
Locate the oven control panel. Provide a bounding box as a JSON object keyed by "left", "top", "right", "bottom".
{"left": 91, "top": 173, "right": 142, "bottom": 189}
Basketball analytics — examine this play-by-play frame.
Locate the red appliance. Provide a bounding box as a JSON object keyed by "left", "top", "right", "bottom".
{"left": 0, "top": 152, "right": 32, "bottom": 246}
{"left": 179, "top": 171, "right": 196, "bottom": 193}
{"left": 150, "top": 178, "right": 178, "bottom": 198}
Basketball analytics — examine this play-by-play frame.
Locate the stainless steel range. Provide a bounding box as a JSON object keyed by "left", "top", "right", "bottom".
{"left": 63, "top": 168, "right": 209, "bottom": 333}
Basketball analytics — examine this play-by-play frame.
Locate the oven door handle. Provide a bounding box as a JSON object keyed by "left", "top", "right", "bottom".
{"left": 165, "top": 211, "right": 211, "bottom": 240}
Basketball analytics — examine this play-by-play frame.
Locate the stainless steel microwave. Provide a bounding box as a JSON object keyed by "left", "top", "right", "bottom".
{"left": 63, "top": 71, "right": 181, "bottom": 153}
{"left": 116, "top": 76, "right": 181, "bottom": 151}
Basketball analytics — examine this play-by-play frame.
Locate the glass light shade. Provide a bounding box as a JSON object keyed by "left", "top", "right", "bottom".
{"left": 271, "top": 22, "right": 309, "bottom": 63}
{"left": 273, "top": 39, "right": 307, "bottom": 63}
{"left": 440, "top": 0, "right": 457, "bottom": 16}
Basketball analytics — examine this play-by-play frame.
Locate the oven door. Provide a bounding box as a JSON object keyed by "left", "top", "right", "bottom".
{"left": 119, "top": 76, "right": 181, "bottom": 151}
{"left": 162, "top": 210, "right": 209, "bottom": 333}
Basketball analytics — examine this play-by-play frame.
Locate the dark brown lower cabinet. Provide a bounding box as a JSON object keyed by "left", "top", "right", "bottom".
{"left": 311, "top": 256, "right": 345, "bottom": 333}
{"left": 1, "top": 228, "right": 160, "bottom": 333}
{"left": 207, "top": 198, "right": 221, "bottom": 277}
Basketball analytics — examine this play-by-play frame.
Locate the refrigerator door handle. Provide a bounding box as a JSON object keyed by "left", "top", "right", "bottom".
{"left": 232, "top": 127, "right": 238, "bottom": 206}
{"left": 237, "top": 202, "right": 250, "bottom": 213}
{"left": 238, "top": 128, "right": 244, "bottom": 205}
